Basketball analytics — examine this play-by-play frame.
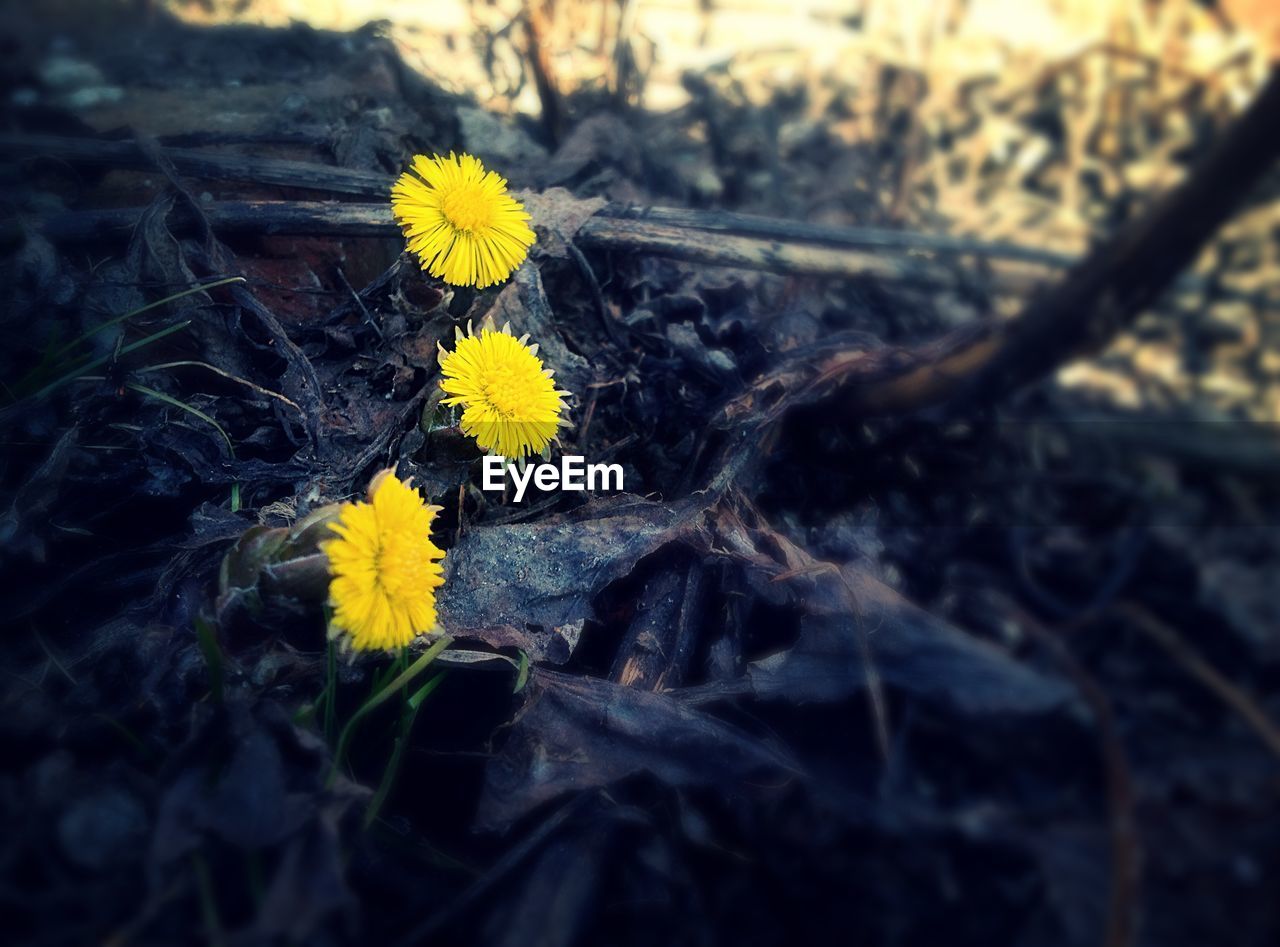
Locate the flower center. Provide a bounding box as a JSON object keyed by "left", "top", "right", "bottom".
{"left": 373, "top": 532, "right": 412, "bottom": 598}
{"left": 483, "top": 367, "right": 535, "bottom": 418}
{"left": 441, "top": 184, "right": 494, "bottom": 233}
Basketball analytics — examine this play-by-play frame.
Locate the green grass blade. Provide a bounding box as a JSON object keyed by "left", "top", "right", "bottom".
{"left": 514, "top": 649, "right": 531, "bottom": 693}
{"left": 407, "top": 671, "right": 446, "bottom": 710}
{"left": 126, "top": 382, "right": 235, "bottom": 458}
{"left": 329, "top": 634, "right": 453, "bottom": 787}
{"left": 193, "top": 617, "right": 225, "bottom": 703}
{"left": 323, "top": 633, "right": 337, "bottom": 744}
{"left": 30, "top": 319, "right": 192, "bottom": 400}
{"left": 48, "top": 275, "right": 245, "bottom": 363}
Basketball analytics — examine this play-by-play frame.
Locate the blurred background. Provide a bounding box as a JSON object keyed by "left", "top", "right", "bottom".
{"left": 8, "top": 0, "right": 1279, "bottom": 418}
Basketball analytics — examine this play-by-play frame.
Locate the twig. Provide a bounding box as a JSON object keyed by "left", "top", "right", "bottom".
{"left": 22, "top": 73, "right": 1277, "bottom": 323}
{"left": 577, "top": 215, "right": 977, "bottom": 285}
{"left": 605, "top": 203, "right": 1078, "bottom": 267}
{"left": 577, "top": 380, "right": 602, "bottom": 449}
{"left": 227, "top": 284, "right": 326, "bottom": 439}
{"left": 1116, "top": 601, "right": 1280, "bottom": 761}
{"left": 609, "top": 564, "right": 705, "bottom": 692}
{"left": 566, "top": 239, "right": 622, "bottom": 347}
{"left": 24, "top": 201, "right": 394, "bottom": 241}
{"left": 1011, "top": 600, "right": 1142, "bottom": 947}
{"left": 23, "top": 197, "right": 1239, "bottom": 306}
{"left": 956, "top": 65, "right": 1280, "bottom": 407}
{"left": 335, "top": 264, "right": 382, "bottom": 340}
{"left": 136, "top": 360, "right": 304, "bottom": 416}
{"left": 0, "top": 132, "right": 391, "bottom": 198}
{"left": 23, "top": 201, "right": 998, "bottom": 287}
{"left": 341, "top": 383, "right": 433, "bottom": 488}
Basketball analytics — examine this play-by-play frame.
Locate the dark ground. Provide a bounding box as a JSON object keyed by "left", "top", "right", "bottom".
{"left": 2, "top": 6, "right": 1280, "bottom": 947}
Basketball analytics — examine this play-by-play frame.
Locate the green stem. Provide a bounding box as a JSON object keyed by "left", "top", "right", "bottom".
{"left": 327, "top": 634, "right": 453, "bottom": 788}
{"left": 323, "top": 635, "right": 337, "bottom": 744}
{"left": 363, "top": 670, "right": 446, "bottom": 829}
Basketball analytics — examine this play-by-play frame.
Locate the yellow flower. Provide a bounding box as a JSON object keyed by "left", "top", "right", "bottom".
{"left": 322, "top": 469, "right": 446, "bottom": 652}
{"left": 391, "top": 152, "right": 536, "bottom": 289}
{"left": 438, "top": 320, "right": 569, "bottom": 459}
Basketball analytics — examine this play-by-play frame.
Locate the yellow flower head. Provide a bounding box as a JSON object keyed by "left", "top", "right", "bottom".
{"left": 322, "top": 469, "right": 446, "bottom": 652}
{"left": 438, "top": 319, "right": 569, "bottom": 459}
{"left": 391, "top": 152, "right": 536, "bottom": 289}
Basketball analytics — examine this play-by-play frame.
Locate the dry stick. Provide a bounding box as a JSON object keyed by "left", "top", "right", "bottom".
{"left": 136, "top": 360, "right": 305, "bottom": 416}
{"left": 0, "top": 133, "right": 393, "bottom": 198}
{"left": 2, "top": 130, "right": 1241, "bottom": 297}
{"left": 603, "top": 204, "right": 1078, "bottom": 267}
{"left": 608, "top": 565, "right": 705, "bottom": 692}
{"left": 2, "top": 131, "right": 1258, "bottom": 301}
{"left": 24, "top": 201, "right": 1025, "bottom": 288}
{"left": 20, "top": 195, "right": 1229, "bottom": 303}
{"left": 25, "top": 201, "right": 394, "bottom": 241}
{"left": 714, "top": 65, "right": 1280, "bottom": 425}
{"left": 3, "top": 133, "right": 1087, "bottom": 270}
{"left": 577, "top": 216, "right": 993, "bottom": 286}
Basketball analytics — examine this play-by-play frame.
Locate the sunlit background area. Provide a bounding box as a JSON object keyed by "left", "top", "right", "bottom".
{"left": 16, "top": 0, "right": 1280, "bottom": 421}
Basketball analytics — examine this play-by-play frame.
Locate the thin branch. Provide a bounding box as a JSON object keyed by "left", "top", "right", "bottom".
{"left": 1117, "top": 602, "right": 1280, "bottom": 761}
{"left": 21, "top": 200, "right": 1028, "bottom": 288}
{"left": 1012, "top": 600, "right": 1141, "bottom": 947}
{"left": 604, "top": 203, "right": 1078, "bottom": 267}
{"left": 6, "top": 132, "right": 1127, "bottom": 272}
